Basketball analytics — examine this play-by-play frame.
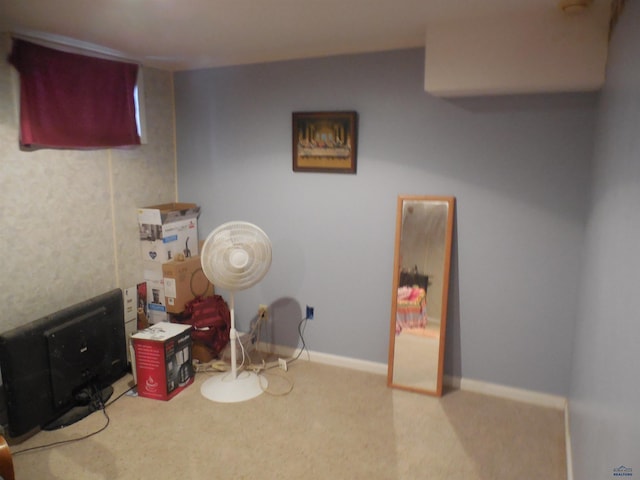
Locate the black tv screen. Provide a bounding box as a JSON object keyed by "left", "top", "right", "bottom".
{"left": 0, "top": 289, "right": 128, "bottom": 439}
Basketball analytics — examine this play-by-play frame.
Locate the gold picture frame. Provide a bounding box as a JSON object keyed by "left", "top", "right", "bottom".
{"left": 292, "top": 111, "right": 358, "bottom": 173}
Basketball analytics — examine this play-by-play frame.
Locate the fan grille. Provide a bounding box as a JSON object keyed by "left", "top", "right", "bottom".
{"left": 200, "top": 221, "right": 272, "bottom": 291}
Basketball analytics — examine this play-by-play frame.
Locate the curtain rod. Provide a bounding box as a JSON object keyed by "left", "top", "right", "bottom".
{"left": 10, "top": 29, "right": 142, "bottom": 66}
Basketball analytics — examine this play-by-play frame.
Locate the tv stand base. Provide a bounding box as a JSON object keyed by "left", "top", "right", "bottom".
{"left": 43, "top": 385, "right": 114, "bottom": 431}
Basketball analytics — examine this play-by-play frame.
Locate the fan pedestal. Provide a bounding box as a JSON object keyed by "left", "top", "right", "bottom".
{"left": 200, "top": 370, "right": 267, "bottom": 403}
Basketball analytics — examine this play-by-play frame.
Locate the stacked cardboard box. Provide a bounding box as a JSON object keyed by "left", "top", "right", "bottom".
{"left": 137, "top": 203, "right": 204, "bottom": 323}
{"left": 130, "top": 203, "right": 212, "bottom": 400}
{"left": 138, "top": 203, "right": 200, "bottom": 263}
{"left": 162, "top": 255, "right": 214, "bottom": 314}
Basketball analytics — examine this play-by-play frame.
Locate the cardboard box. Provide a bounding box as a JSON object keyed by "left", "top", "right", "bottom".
{"left": 131, "top": 322, "right": 194, "bottom": 401}
{"left": 162, "top": 255, "right": 214, "bottom": 314}
{"left": 136, "top": 282, "right": 150, "bottom": 330}
{"left": 123, "top": 286, "right": 139, "bottom": 363}
{"left": 138, "top": 203, "right": 200, "bottom": 263}
{"left": 143, "top": 262, "right": 167, "bottom": 324}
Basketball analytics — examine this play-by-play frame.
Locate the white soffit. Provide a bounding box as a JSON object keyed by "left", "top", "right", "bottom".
{"left": 424, "top": 1, "right": 611, "bottom": 96}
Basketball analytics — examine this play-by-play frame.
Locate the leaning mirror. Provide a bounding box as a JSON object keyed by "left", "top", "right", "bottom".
{"left": 387, "top": 195, "right": 455, "bottom": 396}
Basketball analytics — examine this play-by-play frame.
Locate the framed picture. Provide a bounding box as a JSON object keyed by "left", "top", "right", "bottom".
{"left": 292, "top": 111, "right": 358, "bottom": 173}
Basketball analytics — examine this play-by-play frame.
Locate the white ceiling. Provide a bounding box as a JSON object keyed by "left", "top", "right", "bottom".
{"left": 0, "top": 0, "right": 599, "bottom": 71}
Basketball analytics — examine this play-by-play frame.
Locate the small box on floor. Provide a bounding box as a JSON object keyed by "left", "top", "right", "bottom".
{"left": 131, "top": 322, "right": 194, "bottom": 401}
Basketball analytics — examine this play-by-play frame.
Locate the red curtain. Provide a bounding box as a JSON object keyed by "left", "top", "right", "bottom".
{"left": 8, "top": 39, "right": 141, "bottom": 149}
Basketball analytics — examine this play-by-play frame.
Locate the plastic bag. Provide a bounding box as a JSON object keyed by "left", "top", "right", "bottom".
{"left": 179, "top": 295, "right": 230, "bottom": 357}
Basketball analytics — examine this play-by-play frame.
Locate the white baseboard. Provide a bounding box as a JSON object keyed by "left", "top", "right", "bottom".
{"left": 266, "top": 343, "right": 567, "bottom": 409}
{"left": 267, "top": 343, "right": 388, "bottom": 376}
{"left": 444, "top": 375, "right": 567, "bottom": 410}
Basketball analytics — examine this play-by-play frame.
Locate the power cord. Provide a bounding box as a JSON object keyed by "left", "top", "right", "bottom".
{"left": 11, "top": 379, "right": 136, "bottom": 456}
{"left": 105, "top": 382, "right": 137, "bottom": 408}
{"left": 193, "top": 312, "right": 309, "bottom": 397}
{"left": 247, "top": 315, "right": 310, "bottom": 395}
{"left": 288, "top": 317, "right": 310, "bottom": 364}
{"left": 193, "top": 358, "right": 229, "bottom": 373}
{"left": 257, "top": 368, "right": 294, "bottom": 396}
{"left": 193, "top": 325, "right": 250, "bottom": 375}
{"left": 12, "top": 409, "right": 111, "bottom": 456}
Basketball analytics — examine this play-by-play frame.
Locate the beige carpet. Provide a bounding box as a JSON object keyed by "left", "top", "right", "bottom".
{"left": 9, "top": 361, "right": 566, "bottom": 480}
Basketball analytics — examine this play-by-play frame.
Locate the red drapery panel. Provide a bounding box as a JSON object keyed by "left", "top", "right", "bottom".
{"left": 8, "top": 39, "right": 141, "bottom": 149}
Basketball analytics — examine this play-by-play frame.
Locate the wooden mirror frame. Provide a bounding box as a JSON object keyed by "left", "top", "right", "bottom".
{"left": 387, "top": 195, "right": 455, "bottom": 396}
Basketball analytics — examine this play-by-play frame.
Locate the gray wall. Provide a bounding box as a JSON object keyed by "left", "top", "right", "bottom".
{"left": 569, "top": 2, "right": 640, "bottom": 477}
{"left": 174, "top": 48, "right": 597, "bottom": 396}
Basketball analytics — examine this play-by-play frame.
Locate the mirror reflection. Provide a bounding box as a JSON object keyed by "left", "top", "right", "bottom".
{"left": 387, "top": 195, "right": 455, "bottom": 396}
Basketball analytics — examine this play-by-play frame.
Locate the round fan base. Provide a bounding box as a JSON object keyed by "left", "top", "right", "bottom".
{"left": 200, "top": 370, "right": 267, "bottom": 403}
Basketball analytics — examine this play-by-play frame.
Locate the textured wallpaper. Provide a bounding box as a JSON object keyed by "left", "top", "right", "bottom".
{"left": 0, "top": 33, "right": 176, "bottom": 330}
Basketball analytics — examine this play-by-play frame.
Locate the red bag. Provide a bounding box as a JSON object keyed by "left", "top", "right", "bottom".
{"left": 179, "top": 295, "right": 231, "bottom": 357}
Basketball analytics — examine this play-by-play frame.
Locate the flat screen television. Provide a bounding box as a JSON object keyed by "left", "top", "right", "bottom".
{"left": 0, "top": 289, "right": 128, "bottom": 439}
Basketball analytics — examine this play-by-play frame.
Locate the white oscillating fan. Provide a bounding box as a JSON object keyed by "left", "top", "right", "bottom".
{"left": 199, "top": 221, "right": 272, "bottom": 403}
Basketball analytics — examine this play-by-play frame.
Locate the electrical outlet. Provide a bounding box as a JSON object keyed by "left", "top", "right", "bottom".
{"left": 306, "top": 305, "right": 314, "bottom": 320}
{"left": 258, "top": 304, "right": 268, "bottom": 321}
